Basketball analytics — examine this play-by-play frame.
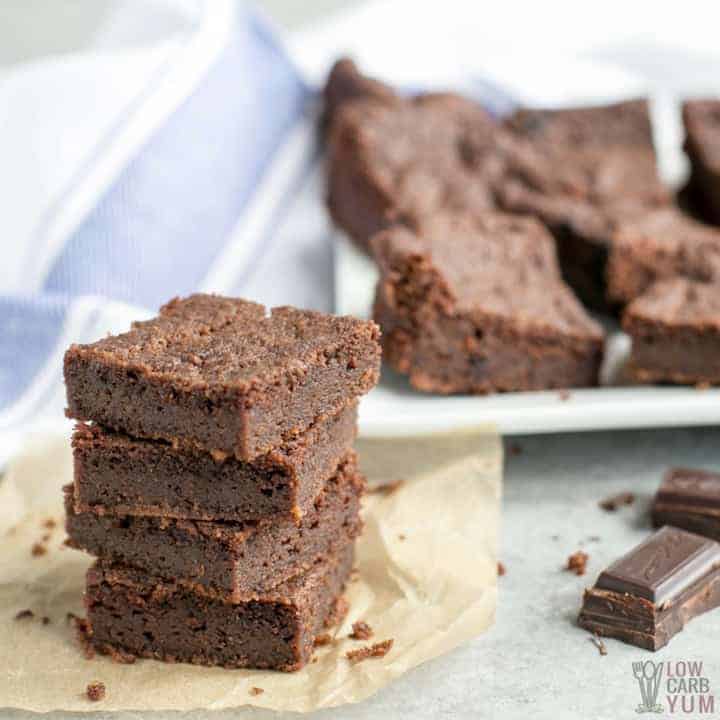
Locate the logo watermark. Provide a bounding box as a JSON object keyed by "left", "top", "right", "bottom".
{"left": 632, "top": 660, "right": 715, "bottom": 715}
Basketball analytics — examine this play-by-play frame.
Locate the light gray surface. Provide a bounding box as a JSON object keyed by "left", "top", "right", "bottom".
{"left": 5, "top": 426, "right": 720, "bottom": 719}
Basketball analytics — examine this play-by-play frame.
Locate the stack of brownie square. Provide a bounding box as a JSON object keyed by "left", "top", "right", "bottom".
{"left": 63, "top": 295, "right": 381, "bottom": 671}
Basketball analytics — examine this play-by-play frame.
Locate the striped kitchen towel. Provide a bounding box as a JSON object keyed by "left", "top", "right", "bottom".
{"left": 0, "top": 1, "right": 319, "bottom": 460}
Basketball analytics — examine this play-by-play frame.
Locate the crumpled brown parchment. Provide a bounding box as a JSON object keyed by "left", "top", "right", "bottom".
{"left": 0, "top": 426, "right": 501, "bottom": 713}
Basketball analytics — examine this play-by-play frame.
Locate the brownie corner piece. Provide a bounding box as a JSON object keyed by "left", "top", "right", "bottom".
{"left": 372, "top": 211, "right": 604, "bottom": 394}
{"left": 322, "top": 56, "right": 398, "bottom": 131}
{"left": 85, "top": 540, "right": 354, "bottom": 671}
{"left": 64, "top": 295, "right": 380, "bottom": 459}
{"left": 623, "top": 278, "right": 720, "bottom": 385}
{"left": 325, "top": 69, "right": 507, "bottom": 252}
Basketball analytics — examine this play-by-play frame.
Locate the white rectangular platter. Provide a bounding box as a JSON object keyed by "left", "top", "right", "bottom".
{"left": 332, "top": 55, "right": 720, "bottom": 436}
{"left": 335, "top": 236, "right": 720, "bottom": 436}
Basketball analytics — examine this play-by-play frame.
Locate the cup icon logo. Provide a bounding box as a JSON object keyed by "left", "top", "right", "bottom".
{"left": 633, "top": 661, "right": 664, "bottom": 713}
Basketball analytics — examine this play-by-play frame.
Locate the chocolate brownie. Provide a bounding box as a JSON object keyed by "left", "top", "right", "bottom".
{"left": 371, "top": 212, "right": 604, "bottom": 394}
{"left": 84, "top": 541, "right": 354, "bottom": 671}
{"left": 71, "top": 404, "right": 357, "bottom": 523}
{"left": 683, "top": 100, "right": 720, "bottom": 225}
{"left": 607, "top": 207, "right": 720, "bottom": 305}
{"left": 64, "top": 295, "right": 380, "bottom": 460}
{"left": 623, "top": 278, "right": 720, "bottom": 385}
{"left": 652, "top": 468, "right": 720, "bottom": 541}
{"left": 326, "top": 80, "right": 514, "bottom": 252}
{"left": 500, "top": 100, "right": 670, "bottom": 310}
{"left": 322, "top": 57, "right": 398, "bottom": 130}
{"left": 578, "top": 526, "right": 720, "bottom": 650}
{"left": 66, "top": 452, "right": 363, "bottom": 601}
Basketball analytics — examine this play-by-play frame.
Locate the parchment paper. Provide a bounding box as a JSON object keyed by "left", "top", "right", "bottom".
{"left": 0, "top": 427, "right": 501, "bottom": 714}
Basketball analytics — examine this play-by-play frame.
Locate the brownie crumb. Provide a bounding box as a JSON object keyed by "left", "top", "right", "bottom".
{"left": 86, "top": 682, "right": 106, "bottom": 702}
{"left": 589, "top": 634, "right": 608, "bottom": 656}
{"left": 66, "top": 611, "right": 79, "bottom": 624}
{"left": 313, "top": 633, "right": 333, "bottom": 647}
{"left": 346, "top": 639, "right": 393, "bottom": 665}
{"left": 31, "top": 542, "right": 47, "bottom": 557}
{"left": 558, "top": 390, "right": 571, "bottom": 401}
{"left": 599, "top": 492, "right": 635, "bottom": 512}
{"left": 41, "top": 533, "right": 51, "bottom": 543}
{"left": 350, "top": 621, "right": 373, "bottom": 641}
{"left": 566, "top": 551, "right": 589, "bottom": 576}
{"left": 74, "top": 617, "right": 95, "bottom": 660}
{"left": 43, "top": 518, "right": 57, "bottom": 530}
{"left": 497, "top": 562, "right": 506, "bottom": 577}
{"left": 42, "top": 616, "right": 51, "bottom": 625}
{"left": 249, "top": 687, "right": 264, "bottom": 696}
{"left": 14, "top": 609, "right": 34, "bottom": 621}
{"left": 398, "top": 533, "right": 406, "bottom": 541}
{"left": 325, "top": 596, "right": 350, "bottom": 629}
{"left": 98, "top": 642, "right": 137, "bottom": 665}
{"left": 370, "top": 478, "right": 405, "bottom": 495}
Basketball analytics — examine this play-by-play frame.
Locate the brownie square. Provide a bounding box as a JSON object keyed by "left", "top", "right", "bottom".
{"left": 607, "top": 207, "right": 720, "bottom": 305}
{"left": 623, "top": 278, "right": 720, "bottom": 385}
{"left": 64, "top": 295, "right": 380, "bottom": 460}
{"left": 683, "top": 100, "right": 720, "bottom": 225}
{"left": 66, "top": 451, "right": 363, "bottom": 601}
{"left": 71, "top": 403, "right": 357, "bottom": 523}
{"left": 371, "top": 212, "right": 604, "bottom": 394}
{"left": 326, "top": 80, "right": 514, "bottom": 252}
{"left": 652, "top": 468, "right": 720, "bottom": 541}
{"left": 84, "top": 541, "right": 354, "bottom": 671}
{"left": 499, "top": 100, "right": 670, "bottom": 310}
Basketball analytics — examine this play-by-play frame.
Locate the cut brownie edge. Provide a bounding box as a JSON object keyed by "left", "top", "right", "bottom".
{"left": 66, "top": 452, "right": 364, "bottom": 601}
{"left": 623, "top": 278, "right": 720, "bottom": 385}
{"left": 85, "top": 541, "right": 354, "bottom": 671}
{"left": 72, "top": 403, "right": 358, "bottom": 523}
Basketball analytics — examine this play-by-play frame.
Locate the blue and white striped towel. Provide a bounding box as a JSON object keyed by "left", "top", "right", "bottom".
{"left": 0, "top": 1, "right": 321, "bottom": 462}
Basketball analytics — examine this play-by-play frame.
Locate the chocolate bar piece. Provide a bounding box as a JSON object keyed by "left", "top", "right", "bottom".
{"left": 652, "top": 468, "right": 720, "bottom": 541}
{"left": 64, "top": 294, "right": 380, "bottom": 460}
{"left": 71, "top": 403, "right": 357, "bottom": 523}
{"left": 85, "top": 541, "right": 354, "bottom": 671}
{"left": 66, "top": 453, "right": 363, "bottom": 601}
{"left": 578, "top": 526, "right": 720, "bottom": 650}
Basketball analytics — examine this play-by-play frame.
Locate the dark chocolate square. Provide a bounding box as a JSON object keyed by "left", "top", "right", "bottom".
{"left": 579, "top": 526, "right": 720, "bottom": 650}
{"left": 652, "top": 468, "right": 720, "bottom": 541}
